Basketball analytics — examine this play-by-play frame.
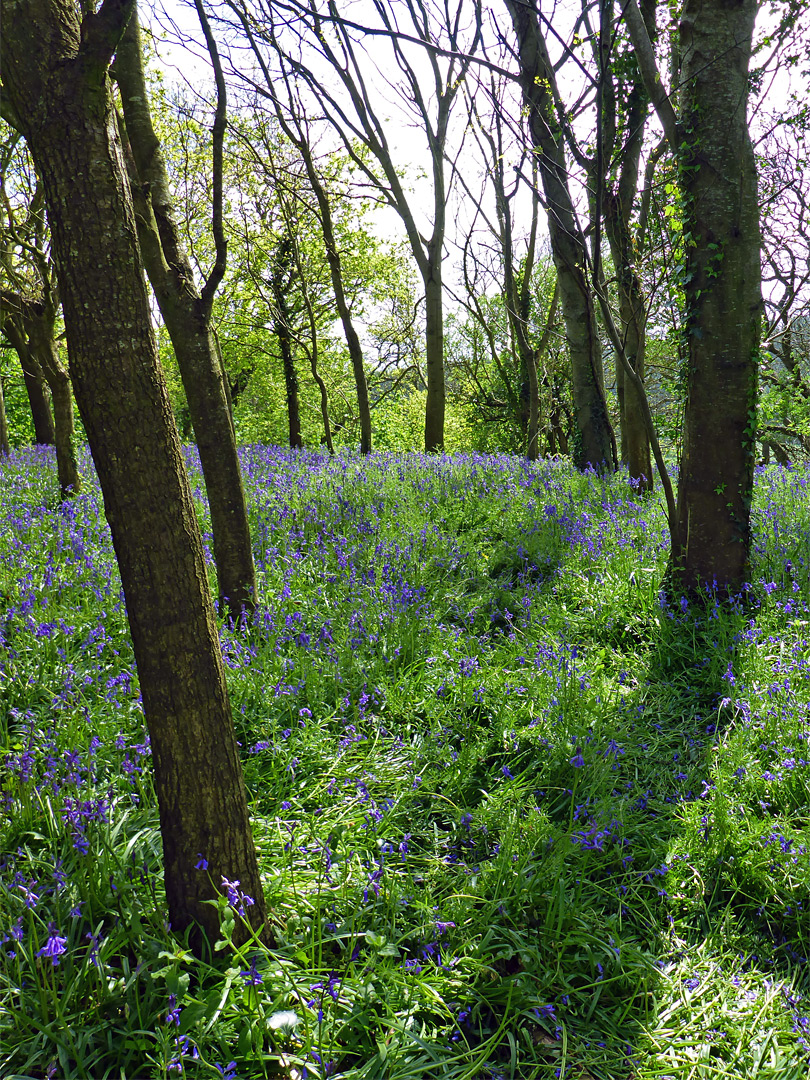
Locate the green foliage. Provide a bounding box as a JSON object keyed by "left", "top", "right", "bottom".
{"left": 370, "top": 388, "right": 426, "bottom": 450}
{"left": 0, "top": 348, "right": 35, "bottom": 446}
{"left": 447, "top": 259, "right": 571, "bottom": 458}
{"left": 2, "top": 447, "right": 810, "bottom": 1077}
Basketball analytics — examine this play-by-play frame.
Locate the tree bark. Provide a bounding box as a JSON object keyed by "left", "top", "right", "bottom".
{"left": 116, "top": 9, "right": 257, "bottom": 618}
{"left": 506, "top": 0, "right": 616, "bottom": 473}
{"left": 23, "top": 359, "right": 56, "bottom": 446}
{"left": 623, "top": 0, "right": 761, "bottom": 590}
{"left": 672, "top": 0, "right": 761, "bottom": 590}
{"left": 1, "top": 0, "right": 268, "bottom": 954}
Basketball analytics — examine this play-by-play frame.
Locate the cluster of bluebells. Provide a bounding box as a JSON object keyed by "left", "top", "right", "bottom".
{"left": 3, "top": 445, "right": 810, "bottom": 1076}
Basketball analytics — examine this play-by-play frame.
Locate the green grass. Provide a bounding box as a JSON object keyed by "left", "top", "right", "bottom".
{"left": 1, "top": 444, "right": 809, "bottom": 1078}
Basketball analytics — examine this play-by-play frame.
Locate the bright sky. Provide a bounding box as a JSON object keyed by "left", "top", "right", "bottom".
{"left": 143, "top": 0, "right": 807, "bottom": 318}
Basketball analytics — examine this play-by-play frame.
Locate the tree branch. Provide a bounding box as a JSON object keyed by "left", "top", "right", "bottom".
{"left": 80, "top": 0, "right": 136, "bottom": 81}
{"left": 193, "top": 0, "right": 229, "bottom": 315}
{"left": 620, "top": 0, "right": 681, "bottom": 151}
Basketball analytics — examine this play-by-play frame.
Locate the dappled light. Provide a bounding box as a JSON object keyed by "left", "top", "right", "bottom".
{"left": 2, "top": 447, "right": 809, "bottom": 1076}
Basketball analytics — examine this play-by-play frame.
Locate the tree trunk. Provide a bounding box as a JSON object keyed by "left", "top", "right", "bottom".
{"left": 279, "top": 322, "right": 303, "bottom": 449}
{"left": 524, "top": 347, "right": 540, "bottom": 461}
{"left": 604, "top": 194, "right": 653, "bottom": 491}
{"left": 0, "top": 374, "right": 9, "bottom": 456}
{"left": 672, "top": 0, "right": 760, "bottom": 590}
{"left": 295, "top": 138, "right": 371, "bottom": 454}
{"left": 27, "top": 318, "right": 82, "bottom": 497}
{"left": 116, "top": 11, "right": 257, "bottom": 618}
{"left": 547, "top": 377, "right": 570, "bottom": 456}
{"left": 2, "top": 319, "right": 56, "bottom": 445}
{"left": 2, "top": 302, "right": 81, "bottom": 494}
{"left": 1, "top": 0, "right": 268, "bottom": 954}
{"left": 506, "top": 0, "right": 616, "bottom": 473}
{"left": 335, "top": 299, "right": 370, "bottom": 454}
{"left": 23, "top": 360, "right": 57, "bottom": 446}
{"left": 424, "top": 252, "right": 445, "bottom": 452}
{"left": 615, "top": 357, "right": 627, "bottom": 462}
{"left": 270, "top": 237, "right": 303, "bottom": 449}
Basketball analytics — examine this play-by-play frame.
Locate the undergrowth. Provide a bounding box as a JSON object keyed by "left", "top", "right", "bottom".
{"left": 1, "top": 445, "right": 809, "bottom": 1078}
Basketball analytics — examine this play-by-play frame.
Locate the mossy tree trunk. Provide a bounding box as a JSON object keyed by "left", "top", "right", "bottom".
{"left": 116, "top": 8, "right": 257, "bottom": 618}
{"left": 0, "top": 0, "right": 269, "bottom": 954}
{"left": 672, "top": 0, "right": 761, "bottom": 589}
{"left": 624, "top": 0, "right": 761, "bottom": 590}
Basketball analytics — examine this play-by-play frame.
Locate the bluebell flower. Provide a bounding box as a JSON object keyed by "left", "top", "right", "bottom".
{"left": 37, "top": 923, "right": 67, "bottom": 966}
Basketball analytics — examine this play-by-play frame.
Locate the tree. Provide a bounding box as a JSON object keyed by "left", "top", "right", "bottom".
{"left": 115, "top": 3, "right": 258, "bottom": 617}
{"left": 0, "top": 362, "right": 9, "bottom": 455}
{"left": 0, "top": 125, "right": 80, "bottom": 491}
{"left": 0, "top": 290, "right": 80, "bottom": 495}
{"left": 0, "top": 317, "right": 56, "bottom": 446}
{"left": 200, "top": 98, "right": 412, "bottom": 450}
{"left": 452, "top": 109, "right": 562, "bottom": 459}
{"left": 505, "top": 0, "right": 617, "bottom": 472}
{"left": 624, "top": 0, "right": 761, "bottom": 590}
{"left": 0, "top": 0, "right": 268, "bottom": 953}
{"left": 758, "top": 118, "right": 810, "bottom": 460}
{"left": 593, "top": 0, "right": 655, "bottom": 490}
{"left": 269, "top": 232, "right": 305, "bottom": 448}
{"left": 0, "top": 127, "right": 53, "bottom": 447}
{"left": 224, "top": 0, "right": 481, "bottom": 452}
{"left": 246, "top": 63, "right": 373, "bottom": 453}
{"left": 456, "top": 74, "right": 549, "bottom": 460}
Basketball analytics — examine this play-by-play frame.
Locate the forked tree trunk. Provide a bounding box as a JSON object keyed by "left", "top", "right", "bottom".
{"left": 506, "top": 0, "right": 616, "bottom": 473}
{"left": 672, "top": 0, "right": 760, "bottom": 589}
{"left": 2, "top": 302, "right": 81, "bottom": 494}
{"left": 1, "top": 0, "right": 269, "bottom": 954}
{"left": 27, "top": 319, "right": 81, "bottom": 497}
{"left": 117, "top": 11, "right": 257, "bottom": 618}
{"left": 2, "top": 320, "right": 56, "bottom": 445}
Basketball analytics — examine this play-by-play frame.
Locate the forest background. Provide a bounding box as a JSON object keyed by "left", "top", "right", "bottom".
{"left": 2, "top": 0, "right": 807, "bottom": 475}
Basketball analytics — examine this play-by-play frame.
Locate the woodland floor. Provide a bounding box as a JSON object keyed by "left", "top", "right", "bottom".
{"left": 1, "top": 445, "right": 809, "bottom": 1079}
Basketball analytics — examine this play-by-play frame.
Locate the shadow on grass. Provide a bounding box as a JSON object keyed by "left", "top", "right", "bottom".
{"left": 446, "top": 585, "right": 799, "bottom": 1078}
{"left": 505, "top": 586, "right": 810, "bottom": 1079}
